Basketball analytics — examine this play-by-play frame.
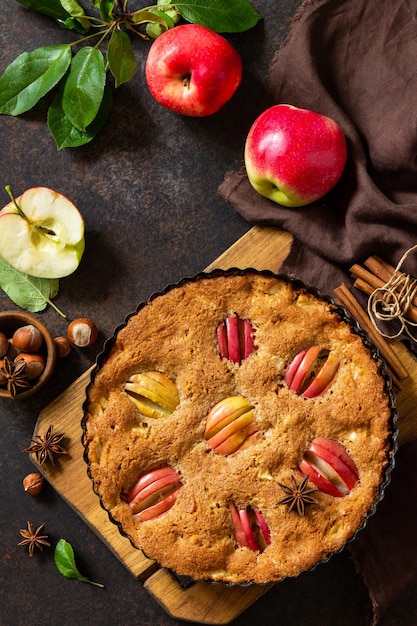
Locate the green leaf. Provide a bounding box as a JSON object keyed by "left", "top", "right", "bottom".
{"left": 60, "top": 0, "right": 90, "bottom": 26}
{"left": 17, "top": 0, "right": 77, "bottom": 21}
{"left": 99, "top": 0, "right": 114, "bottom": 21}
{"left": 61, "top": 47, "right": 106, "bottom": 132}
{"left": 54, "top": 539, "right": 104, "bottom": 587}
{"left": 174, "top": 0, "right": 262, "bottom": 32}
{"left": 0, "top": 45, "right": 71, "bottom": 116}
{"left": 16, "top": 0, "right": 90, "bottom": 32}
{"left": 108, "top": 29, "right": 136, "bottom": 88}
{"left": 145, "top": 5, "right": 179, "bottom": 38}
{"left": 130, "top": 9, "right": 169, "bottom": 26}
{"left": 0, "top": 256, "right": 59, "bottom": 313}
{"left": 48, "top": 84, "right": 113, "bottom": 148}
{"left": 148, "top": 8, "right": 176, "bottom": 28}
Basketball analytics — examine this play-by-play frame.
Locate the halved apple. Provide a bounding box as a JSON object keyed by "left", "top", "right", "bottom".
{"left": 302, "top": 353, "right": 340, "bottom": 398}
{"left": 285, "top": 346, "right": 339, "bottom": 397}
{"left": 124, "top": 465, "right": 183, "bottom": 521}
{"left": 230, "top": 504, "right": 271, "bottom": 551}
{"left": 217, "top": 315, "right": 256, "bottom": 363}
{"left": 204, "top": 395, "right": 257, "bottom": 455}
{"left": 125, "top": 371, "right": 180, "bottom": 418}
{"left": 0, "top": 186, "right": 85, "bottom": 278}
{"left": 299, "top": 437, "right": 359, "bottom": 497}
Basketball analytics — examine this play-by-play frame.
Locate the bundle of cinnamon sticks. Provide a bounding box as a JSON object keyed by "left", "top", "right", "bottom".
{"left": 334, "top": 255, "right": 411, "bottom": 391}
{"left": 350, "top": 255, "right": 417, "bottom": 324}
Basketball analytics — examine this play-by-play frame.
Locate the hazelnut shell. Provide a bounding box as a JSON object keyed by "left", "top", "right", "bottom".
{"left": 23, "top": 472, "right": 45, "bottom": 496}
{"left": 67, "top": 318, "right": 98, "bottom": 348}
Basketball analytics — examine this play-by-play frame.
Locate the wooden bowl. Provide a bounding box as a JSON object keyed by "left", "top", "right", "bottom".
{"left": 0, "top": 311, "right": 57, "bottom": 399}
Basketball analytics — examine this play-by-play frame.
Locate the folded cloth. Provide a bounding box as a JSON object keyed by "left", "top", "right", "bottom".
{"left": 219, "top": 0, "right": 417, "bottom": 621}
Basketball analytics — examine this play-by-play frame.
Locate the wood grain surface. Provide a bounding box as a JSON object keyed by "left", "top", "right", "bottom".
{"left": 30, "top": 226, "right": 417, "bottom": 624}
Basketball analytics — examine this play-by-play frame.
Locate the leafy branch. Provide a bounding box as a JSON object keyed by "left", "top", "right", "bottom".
{"left": 0, "top": 0, "right": 262, "bottom": 149}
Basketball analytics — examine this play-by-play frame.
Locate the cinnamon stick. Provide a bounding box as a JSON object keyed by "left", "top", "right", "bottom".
{"left": 350, "top": 263, "right": 385, "bottom": 290}
{"left": 353, "top": 277, "right": 373, "bottom": 297}
{"left": 350, "top": 261, "right": 417, "bottom": 324}
{"left": 364, "top": 255, "right": 417, "bottom": 308}
{"left": 334, "top": 283, "right": 408, "bottom": 387}
{"left": 364, "top": 255, "right": 393, "bottom": 284}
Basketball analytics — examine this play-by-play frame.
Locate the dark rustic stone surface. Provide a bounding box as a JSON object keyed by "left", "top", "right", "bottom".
{"left": 0, "top": 2, "right": 416, "bottom": 625}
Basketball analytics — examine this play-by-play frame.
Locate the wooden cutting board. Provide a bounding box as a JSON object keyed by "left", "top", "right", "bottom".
{"left": 30, "top": 226, "right": 417, "bottom": 624}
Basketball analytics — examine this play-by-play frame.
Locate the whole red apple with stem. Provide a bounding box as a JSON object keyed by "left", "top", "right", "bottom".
{"left": 145, "top": 24, "right": 242, "bottom": 117}
{"left": 244, "top": 104, "right": 347, "bottom": 207}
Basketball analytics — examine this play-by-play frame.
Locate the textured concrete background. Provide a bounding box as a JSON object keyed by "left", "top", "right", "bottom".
{"left": 0, "top": 2, "right": 415, "bottom": 625}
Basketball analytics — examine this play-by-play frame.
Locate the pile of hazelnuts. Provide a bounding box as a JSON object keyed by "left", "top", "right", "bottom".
{"left": 0, "top": 317, "right": 98, "bottom": 394}
{"left": 0, "top": 324, "right": 47, "bottom": 385}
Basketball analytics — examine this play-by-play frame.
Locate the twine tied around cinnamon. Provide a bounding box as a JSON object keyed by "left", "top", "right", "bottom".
{"left": 367, "top": 244, "right": 417, "bottom": 341}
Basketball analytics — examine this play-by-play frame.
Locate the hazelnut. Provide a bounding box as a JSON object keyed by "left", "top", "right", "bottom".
{"left": 15, "top": 352, "right": 45, "bottom": 380}
{"left": 0, "top": 331, "right": 8, "bottom": 357}
{"left": 67, "top": 318, "right": 98, "bottom": 348}
{"left": 12, "top": 324, "right": 44, "bottom": 353}
{"left": 54, "top": 336, "right": 72, "bottom": 358}
{"left": 23, "top": 472, "right": 45, "bottom": 496}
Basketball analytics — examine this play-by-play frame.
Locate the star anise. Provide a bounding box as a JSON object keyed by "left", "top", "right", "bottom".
{"left": 277, "top": 473, "right": 318, "bottom": 516}
{"left": 18, "top": 521, "right": 50, "bottom": 557}
{"left": 24, "top": 425, "right": 68, "bottom": 466}
{"left": 0, "top": 356, "right": 31, "bottom": 398}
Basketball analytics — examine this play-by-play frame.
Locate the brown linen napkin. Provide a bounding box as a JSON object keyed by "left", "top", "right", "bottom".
{"left": 219, "top": 0, "right": 417, "bottom": 622}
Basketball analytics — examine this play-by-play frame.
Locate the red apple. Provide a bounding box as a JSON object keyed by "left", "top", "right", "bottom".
{"left": 125, "top": 465, "right": 175, "bottom": 502}
{"left": 299, "top": 458, "right": 345, "bottom": 497}
{"left": 213, "top": 422, "right": 257, "bottom": 456}
{"left": 204, "top": 396, "right": 254, "bottom": 439}
{"left": 254, "top": 509, "right": 271, "bottom": 548}
{"left": 243, "top": 319, "right": 256, "bottom": 359}
{"left": 310, "top": 438, "right": 359, "bottom": 490}
{"left": 136, "top": 491, "right": 181, "bottom": 522}
{"left": 284, "top": 348, "right": 307, "bottom": 388}
{"left": 217, "top": 315, "right": 256, "bottom": 363}
{"left": 225, "top": 315, "right": 240, "bottom": 363}
{"left": 285, "top": 346, "right": 339, "bottom": 397}
{"left": 244, "top": 104, "right": 347, "bottom": 207}
{"left": 145, "top": 24, "right": 242, "bottom": 116}
{"left": 299, "top": 438, "right": 359, "bottom": 497}
{"left": 302, "top": 353, "right": 340, "bottom": 398}
{"left": 288, "top": 345, "right": 322, "bottom": 394}
{"left": 230, "top": 505, "right": 271, "bottom": 551}
{"left": 125, "top": 466, "right": 182, "bottom": 519}
{"left": 204, "top": 395, "right": 257, "bottom": 455}
{"left": 238, "top": 507, "right": 260, "bottom": 552}
{"left": 230, "top": 504, "right": 250, "bottom": 548}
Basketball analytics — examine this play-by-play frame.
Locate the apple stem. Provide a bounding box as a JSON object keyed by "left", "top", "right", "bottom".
{"left": 4, "top": 185, "right": 26, "bottom": 219}
{"left": 182, "top": 74, "right": 191, "bottom": 88}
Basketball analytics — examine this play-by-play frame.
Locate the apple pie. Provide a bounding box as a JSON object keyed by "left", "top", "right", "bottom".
{"left": 82, "top": 270, "right": 397, "bottom": 585}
